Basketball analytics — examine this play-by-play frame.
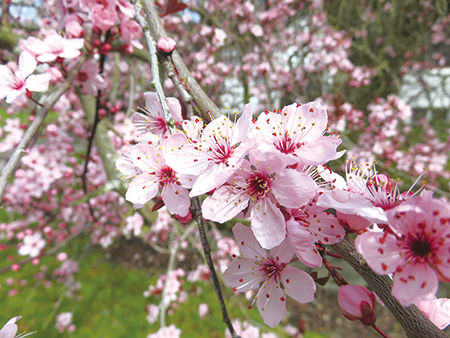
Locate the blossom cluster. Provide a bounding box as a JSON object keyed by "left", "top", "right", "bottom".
{"left": 117, "top": 91, "right": 450, "bottom": 329}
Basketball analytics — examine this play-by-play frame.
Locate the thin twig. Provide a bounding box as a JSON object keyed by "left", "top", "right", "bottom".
{"left": 139, "top": 0, "right": 222, "bottom": 121}
{"left": 192, "top": 197, "right": 240, "bottom": 338}
{"left": 0, "top": 56, "right": 86, "bottom": 204}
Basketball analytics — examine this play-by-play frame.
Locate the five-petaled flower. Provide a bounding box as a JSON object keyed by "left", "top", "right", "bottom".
{"left": 224, "top": 223, "right": 316, "bottom": 327}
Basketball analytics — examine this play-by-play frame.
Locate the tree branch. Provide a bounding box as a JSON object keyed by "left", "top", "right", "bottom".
{"left": 331, "top": 235, "right": 447, "bottom": 338}
{"left": 138, "top": 0, "right": 222, "bottom": 120}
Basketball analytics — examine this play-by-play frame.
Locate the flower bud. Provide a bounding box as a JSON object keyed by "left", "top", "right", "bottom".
{"left": 157, "top": 37, "right": 177, "bottom": 54}
{"left": 338, "top": 285, "right": 376, "bottom": 326}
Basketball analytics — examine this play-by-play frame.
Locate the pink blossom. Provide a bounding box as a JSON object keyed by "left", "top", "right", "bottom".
{"left": 118, "top": 135, "right": 192, "bottom": 216}
{"left": 74, "top": 60, "right": 107, "bottom": 96}
{"left": 224, "top": 223, "right": 316, "bottom": 327}
{"left": 157, "top": 37, "right": 177, "bottom": 54}
{"left": 18, "top": 232, "right": 46, "bottom": 258}
{"left": 120, "top": 20, "right": 143, "bottom": 48}
{"left": 0, "top": 52, "right": 50, "bottom": 103}
{"left": 165, "top": 104, "right": 253, "bottom": 197}
{"left": 66, "top": 20, "right": 84, "bottom": 38}
{"left": 56, "top": 312, "right": 74, "bottom": 333}
{"left": 147, "top": 325, "right": 181, "bottom": 338}
{"left": 338, "top": 285, "right": 376, "bottom": 326}
{"left": 35, "top": 35, "right": 84, "bottom": 63}
{"left": 131, "top": 92, "right": 183, "bottom": 136}
{"left": 355, "top": 192, "right": 450, "bottom": 305}
{"left": 198, "top": 303, "right": 209, "bottom": 319}
{"left": 285, "top": 197, "right": 344, "bottom": 267}
{"left": 252, "top": 101, "right": 341, "bottom": 166}
{"left": 202, "top": 150, "right": 317, "bottom": 249}
{"left": 90, "top": 4, "right": 118, "bottom": 32}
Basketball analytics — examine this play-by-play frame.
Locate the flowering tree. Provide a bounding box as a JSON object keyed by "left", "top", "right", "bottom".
{"left": 1, "top": 0, "right": 450, "bottom": 337}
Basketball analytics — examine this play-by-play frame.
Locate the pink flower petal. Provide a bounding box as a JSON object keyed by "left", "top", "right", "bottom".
{"left": 223, "top": 259, "right": 264, "bottom": 292}
{"left": 161, "top": 183, "right": 190, "bottom": 217}
{"left": 202, "top": 187, "right": 250, "bottom": 223}
{"left": 232, "top": 223, "right": 268, "bottom": 260}
{"left": 355, "top": 232, "right": 402, "bottom": 275}
{"left": 250, "top": 198, "right": 286, "bottom": 249}
{"left": 272, "top": 171, "right": 317, "bottom": 208}
{"left": 392, "top": 263, "right": 438, "bottom": 306}
{"left": 125, "top": 173, "right": 159, "bottom": 205}
{"left": 256, "top": 280, "right": 286, "bottom": 327}
{"left": 281, "top": 266, "right": 316, "bottom": 304}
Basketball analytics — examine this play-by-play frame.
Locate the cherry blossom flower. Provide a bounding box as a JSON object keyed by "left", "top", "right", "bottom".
{"left": 26, "top": 34, "right": 84, "bottom": 63}
{"left": 202, "top": 150, "right": 317, "bottom": 249}
{"left": 131, "top": 92, "right": 183, "bottom": 136}
{"left": 224, "top": 223, "right": 316, "bottom": 327}
{"left": 285, "top": 197, "right": 345, "bottom": 267}
{"left": 355, "top": 191, "right": 450, "bottom": 306}
{"left": 56, "top": 312, "right": 75, "bottom": 333}
{"left": 165, "top": 105, "right": 253, "bottom": 197}
{"left": 0, "top": 52, "right": 50, "bottom": 104}
{"left": 198, "top": 303, "right": 209, "bottom": 319}
{"left": 147, "top": 325, "right": 181, "bottom": 338}
{"left": 74, "top": 60, "right": 107, "bottom": 96}
{"left": 252, "top": 101, "right": 342, "bottom": 165}
{"left": 18, "top": 232, "right": 46, "bottom": 258}
{"left": 118, "top": 134, "right": 192, "bottom": 216}
{"left": 338, "top": 285, "right": 376, "bottom": 326}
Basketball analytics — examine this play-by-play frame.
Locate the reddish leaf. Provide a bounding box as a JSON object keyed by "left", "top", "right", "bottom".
{"left": 162, "top": 0, "right": 188, "bottom": 17}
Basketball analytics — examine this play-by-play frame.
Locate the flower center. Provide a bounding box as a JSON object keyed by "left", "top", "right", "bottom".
{"left": 208, "top": 136, "right": 233, "bottom": 165}
{"left": 246, "top": 172, "right": 271, "bottom": 199}
{"left": 11, "top": 76, "right": 25, "bottom": 91}
{"left": 410, "top": 236, "right": 432, "bottom": 258}
{"left": 157, "top": 166, "right": 176, "bottom": 186}
{"left": 273, "top": 132, "right": 299, "bottom": 154}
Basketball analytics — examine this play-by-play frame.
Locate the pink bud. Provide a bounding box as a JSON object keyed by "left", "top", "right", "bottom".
{"left": 157, "top": 37, "right": 177, "bottom": 54}
{"left": 338, "top": 285, "right": 376, "bottom": 326}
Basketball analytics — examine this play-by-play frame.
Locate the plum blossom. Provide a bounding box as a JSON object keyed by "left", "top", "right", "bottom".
{"left": 131, "top": 92, "right": 183, "bottom": 136}
{"left": 252, "top": 101, "right": 342, "bottom": 165}
{"left": 202, "top": 150, "right": 317, "bottom": 249}
{"left": 56, "top": 312, "right": 75, "bottom": 333}
{"left": 355, "top": 191, "right": 450, "bottom": 306}
{"left": 0, "top": 52, "right": 50, "bottom": 103}
{"left": 0, "top": 316, "right": 34, "bottom": 338}
{"left": 18, "top": 232, "right": 46, "bottom": 258}
{"left": 74, "top": 60, "right": 107, "bottom": 96}
{"left": 165, "top": 105, "right": 253, "bottom": 197}
{"left": 147, "top": 325, "right": 181, "bottom": 338}
{"left": 21, "top": 34, "right": 84, "bottom": 63}
{"left": 285, "top": 197, "right": 344, "bottom": 267}
{"left": 224, "top": 223, "right": 316, "bottom": 327}
{"left": 198, "top": 303, "right": 209, "bottom": 319}
{"left": 338, "top": 285, "right": 376, "bottom": 326}
{"left": 117, "top": 135, "right": 192, "bottom": 216}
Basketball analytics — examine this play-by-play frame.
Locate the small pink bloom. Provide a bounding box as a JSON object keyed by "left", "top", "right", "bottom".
{"left": 66, "top": 20, "right": 84, "bottom": 38}
{"left": 157, "top": 37, "right": 177, "bottom": 54}
{"left": 120, "top": 20, "right": 143, "bottom": 47}
{"left": 74, "top": 60, "right": 107, "bottom": 96}
{"left": 18, "top": 232, "right": 45, "bottom": 258}
{"left": 356, "top": 192, "right": 450, "bottom": 305}
{"left": 0, "top": 52, "right": 50, "bottom": 103}
{"left": 224, "top": 223, "right": 316, "bottom": 327}
{"left": 286, "top": 197, "right": 344, "bottom": 267}
{"left": 202, "top": 150, "right": 317, "bottom": 249}
{"left": 338, "top": 285, "right": 376, "bottom": 326}
{"left": 90, "top": 4, "right": 118, "bottom": 32}
{"left": 36, "top": 35, "right": 84, "bottom": 63}
{"left": 252, "top": 101, "right": 341, "bottom": 165}
{"left": 131, "top": 92, "right": 183, "bottom": 136}
{"left": 166, "top": 104, "right": 253, "bottom": 197}
{"left": 198, "top": 303, "right": 209, "bottom": 319}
